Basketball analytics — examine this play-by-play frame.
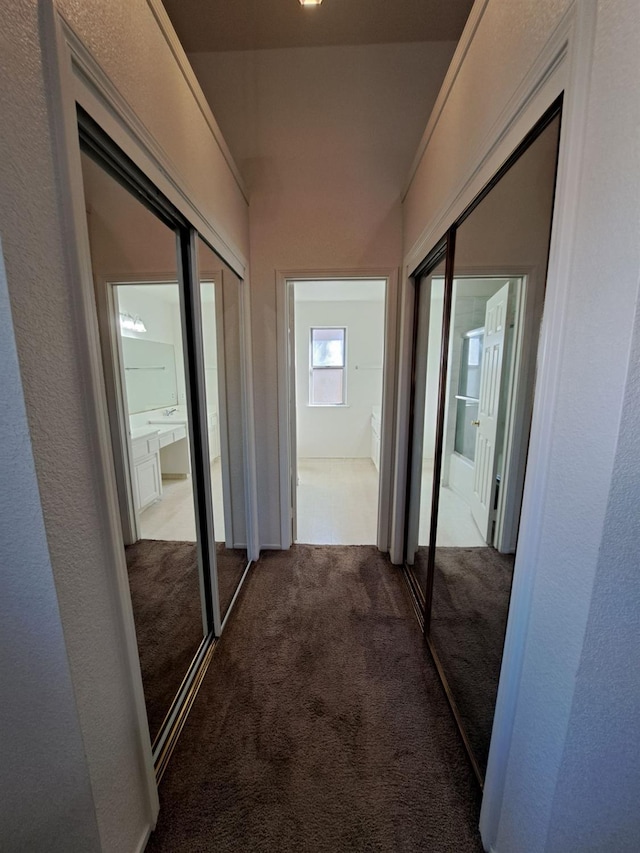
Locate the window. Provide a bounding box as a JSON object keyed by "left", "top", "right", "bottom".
{"left": 310, "top": 327, "right": 346, "bottom": 405}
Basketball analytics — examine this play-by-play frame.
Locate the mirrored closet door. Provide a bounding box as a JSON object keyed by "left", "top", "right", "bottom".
{"left": 404, "top": 250, "right": 447, "bottom": 600}
{"left": 197, "top": 237, "right": 250, "bottom": 620}
{"left": 404, "top": 103, "right": 562, "bottom": 783}
{"left": 77, "top": 112, "right": 253, "bottom": 764}
{"left": 80, "top": 148, "right": 212, "bottom": 746}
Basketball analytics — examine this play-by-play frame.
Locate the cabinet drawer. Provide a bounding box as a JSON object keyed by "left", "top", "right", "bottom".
{"left": 131, "top": 437, "right": 147, "bottom": 461}
{"left": 172, "top": 425, "right": 187, "bottom": 442}
{"left": 132, "top": 434, "right": 160, "bottom": 460}
{"left": 159, "top": 430, "right": 174, "bottom": 448}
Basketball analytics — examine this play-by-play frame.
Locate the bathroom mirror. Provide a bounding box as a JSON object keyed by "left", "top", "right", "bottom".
{"left": 121, "top": 338, "right": 178, "bottom": 414}
{"left": 405, "top": 106, "right": 561, "bottom": 782}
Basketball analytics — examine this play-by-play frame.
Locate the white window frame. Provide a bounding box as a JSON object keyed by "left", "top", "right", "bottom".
{"left": 309, "top": 326, "right": 347, "bottom": 406}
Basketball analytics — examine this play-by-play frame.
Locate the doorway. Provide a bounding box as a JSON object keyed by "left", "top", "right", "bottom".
{"left": 284, "top": 278, "right": 387, "bottom": 545}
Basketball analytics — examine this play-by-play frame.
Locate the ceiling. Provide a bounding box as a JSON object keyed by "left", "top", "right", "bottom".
{"left": 162, "top": 0, "right": 474, "bottom": 53}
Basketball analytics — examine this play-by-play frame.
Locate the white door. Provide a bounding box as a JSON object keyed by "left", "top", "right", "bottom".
{"left": 470, "top": 282, "right": 510, "bottom": 540}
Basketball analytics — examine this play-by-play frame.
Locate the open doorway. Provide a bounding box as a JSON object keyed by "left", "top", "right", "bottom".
{"left": 287, "top": 279, "right": 387, "bottom": 545}
{"left": 113, "top": 281, "right": 226, "bottom": 545}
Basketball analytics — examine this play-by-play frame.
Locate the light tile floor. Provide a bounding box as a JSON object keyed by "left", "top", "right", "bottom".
{"left": 139, "top": 455, "right": 484, "bottom": 548}
{"left": 295, "top": 458, "right": 380, "bottom": 545}
{"left": 139, "top": 458, "right": 225, "bottom": 542}
{"left": 418, "top": 461, "right": 486, "bottom": 547}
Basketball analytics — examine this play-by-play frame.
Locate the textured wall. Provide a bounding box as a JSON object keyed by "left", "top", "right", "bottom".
{"left": 1, "top": 2, "right": 155, "bottom": 849}
{"left": 190, "top": 42, "right": 457, "bottom": 545}
{"left": 403, "top": 1, "right": 640, "bottom": 851}
{"left": 59, "top": 0, "right": 249, "bottom": 263}
{"left": 0, "top": 243, "right": 100, "bottom": 851}
{"left": 403, "top": 0, "right": 569, "bottom": 253}
{"left": 1, "top": 1, "right": 249, "bottom": 851}
{"left": 545, "top": 293, "right": 640, "bottom": 852}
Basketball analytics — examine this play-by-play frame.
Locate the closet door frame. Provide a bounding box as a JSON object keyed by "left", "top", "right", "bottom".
{"left": 402, "top": 97, "right": 564, "bottom": 789}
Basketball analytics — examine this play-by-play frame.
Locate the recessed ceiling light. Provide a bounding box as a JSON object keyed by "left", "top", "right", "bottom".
{"left": 299, "top": 0, "right": 323, "bottom": 6}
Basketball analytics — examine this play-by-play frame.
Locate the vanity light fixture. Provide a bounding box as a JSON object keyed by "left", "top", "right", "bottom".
{"left": 299, "top": 0, "right": 322, "bottom": 6}
{"left": 119, "top": 312, "right": 147, "bottom": 333}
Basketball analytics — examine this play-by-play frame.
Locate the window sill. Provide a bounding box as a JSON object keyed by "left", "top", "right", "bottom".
{"left": 307, "top": 403, "right": 350, "bottom": 408}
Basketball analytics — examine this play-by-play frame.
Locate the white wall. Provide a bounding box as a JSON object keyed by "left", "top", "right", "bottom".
{"left": 544, "top": 293, "right": 640, "bottom": 852}
{"left": 200, "top": 283, "right": 221, "bottom": 445}
{"left": 295, "top": 299, "right": 384, "bottom": 458}
{"left": 403, "top": 1, "right": 640, "bottom": 851}
{"left": 0, "top": 244, "right": 101, "bottom": 851}
{"left": 117, "top": 289, "right": 176, "bottom": 345}
{"left": 190, "top": 41, "right": 457, "bottom": 546}
{"left": 0, "top": 1, "right": 249, "bottom": 850}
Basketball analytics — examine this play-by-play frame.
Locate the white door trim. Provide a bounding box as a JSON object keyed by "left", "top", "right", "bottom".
{"left": 276, "top": 268, "right": 399, "bottom": 550}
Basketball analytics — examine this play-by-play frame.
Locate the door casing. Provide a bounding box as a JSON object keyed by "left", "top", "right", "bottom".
{"left": 276, "top": 268, "right": 399, "bottom": 550}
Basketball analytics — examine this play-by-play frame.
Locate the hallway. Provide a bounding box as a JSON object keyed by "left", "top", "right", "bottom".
{"left": 147, "top": 546, "right": 483, "bottom": 851}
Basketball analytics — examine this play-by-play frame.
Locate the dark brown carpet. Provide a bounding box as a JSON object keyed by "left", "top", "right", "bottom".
{"left": 146, "top": 545, "right": 484, "bottom": 852}
{"left": 125, "top": 540, "right": 248, "bottom": 741}
{"left": 430, "top": 547, "right": 514, "bottom": 774}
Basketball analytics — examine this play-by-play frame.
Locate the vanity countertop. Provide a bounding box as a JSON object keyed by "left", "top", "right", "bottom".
{"left": 130, "top": 426, "right": 160, "bottom": 441}
{"left": 147, "top": 417, "right": 188, "bottom": 426}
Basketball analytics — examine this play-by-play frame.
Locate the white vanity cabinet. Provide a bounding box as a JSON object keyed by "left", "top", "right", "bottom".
{"left": 131, "top": 431, "right": 162, "bottom": 511}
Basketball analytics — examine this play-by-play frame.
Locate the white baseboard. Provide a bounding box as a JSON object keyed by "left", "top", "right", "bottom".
{"left": 134, "top": 823, "right": 153, "bottom": 853}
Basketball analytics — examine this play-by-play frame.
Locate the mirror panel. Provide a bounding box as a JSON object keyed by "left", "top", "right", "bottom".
{"left": 430, "top": 113, "right": 560, "bottom": 776}
{"left": 405, "top": 110, "right": 561, "bottom": 781}
{"left": 198, "top": 237, "right": 249, "bottom": 618}
{"left": 405, "top": 255, "right": 446, "bottom": 599}
{"left": 81, "top": 151, "right": 209, "bottom": 743}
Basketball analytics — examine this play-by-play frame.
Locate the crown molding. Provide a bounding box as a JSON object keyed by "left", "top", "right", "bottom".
{"left": 401, "top": 0, "right": 491, "bottom": 201}
{"left": 146, "top": 0, "right": 248, "bottom": 204}
{"left": 58, "top": 10, "right": 248, "bottom": 277}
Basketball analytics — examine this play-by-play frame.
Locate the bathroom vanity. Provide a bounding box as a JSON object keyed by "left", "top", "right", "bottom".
{"left": 130, "top": 421, "right": 190, "bottom": 512}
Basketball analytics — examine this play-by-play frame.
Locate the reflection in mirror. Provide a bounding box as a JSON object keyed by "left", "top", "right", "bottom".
{"left": 80, "top": 151, "right": 208, "bottom": 743}
{"left": 405, "top": 255, "right": 446, "bottom": 599}
{"left": 198, "top": 237, "right": 249, "bottom": 619}
{"left": 408, "top": 109, "right": 561, "bottom": 781}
